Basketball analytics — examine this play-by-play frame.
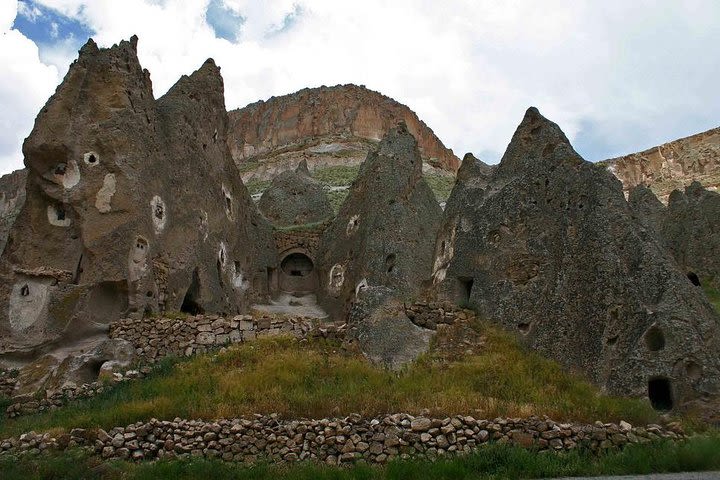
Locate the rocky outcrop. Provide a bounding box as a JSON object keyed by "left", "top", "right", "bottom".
{"left": 0, "top": 415, "right": 687, "bottom": 462}
{"left": 433, "top": 107, "right": 720, "bottom": 405}
{"left": 630, "top": 182, "right": 720, "bottom": 289}
{"left": 0, "top": 169, "right": 27, "bottom": 255}
{"left": 258, "top": 160, "right": 334, "bottom": 226}
{"left": 603, "top": 126, "right": 720, "bottom": 202}
{"left": 228, "top": 84, "right": 460, "bottom": 181}
{"left": 316, "top": 124, "right": 443, "bottom": 320}
{"left": 0, "top": 37, "right": 276, "bottom": 390}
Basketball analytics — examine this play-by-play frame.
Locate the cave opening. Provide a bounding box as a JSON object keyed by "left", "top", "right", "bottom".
{"left": 648, "top": 377, "right": 673, "bottom": 411}
{"left": 687, "top": 271, "right": 701, "bottom": 287}
{"left": 181, "top": 269, "right": 204, "bottom": 315}
{"left": 458, "top": 276, "right": 474, "bottom": 306}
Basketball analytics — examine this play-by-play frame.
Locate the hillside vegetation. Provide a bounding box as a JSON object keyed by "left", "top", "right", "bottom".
{"left": 0, "top": 322, "right": 658, "bottom": 439}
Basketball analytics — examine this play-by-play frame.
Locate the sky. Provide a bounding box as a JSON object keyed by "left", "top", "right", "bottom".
{"left": 1, "top": 0, "right": 719, "bottom": 175}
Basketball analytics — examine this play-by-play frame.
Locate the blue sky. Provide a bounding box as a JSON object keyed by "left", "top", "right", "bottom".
{"left": 13, "top": 0, "right": 92, "bottom": 47}
{"left": 1, "top": 0, "right": 720, "bottom": 174}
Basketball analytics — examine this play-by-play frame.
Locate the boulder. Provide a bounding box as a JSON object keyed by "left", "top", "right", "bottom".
{"left": 433, "top": 107, "right": 720, "bottom": 404}
{"left": 258, "top": 160, "right": 334, "bottom": 226}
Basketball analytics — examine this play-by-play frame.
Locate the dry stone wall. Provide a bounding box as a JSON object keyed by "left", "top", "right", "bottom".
{"left": 109, "top": 314, "right": 346, "bottom": 362}
{"left": 0, "top": 415, "right": 686, "bottom": 463}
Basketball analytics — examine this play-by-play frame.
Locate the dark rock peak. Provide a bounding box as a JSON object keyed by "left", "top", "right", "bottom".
{"left": 295, "top": 159, "right": 311, "bottom": 176}
{"left": 371, "top": 122, "right": 423, "bottom": 179}
{"left": 628, "top": 185, "right": 665, "bottom": 212}
{"left": 495, "top": 107, "right": 582, "bottom": 178}
{"left": 456, "top": 153, "right": 493, "bottom": 184}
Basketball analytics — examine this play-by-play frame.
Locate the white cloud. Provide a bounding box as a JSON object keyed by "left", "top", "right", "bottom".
{"left": 0, "top": 1, "right": 61, "bottom": 173}
{"left": 1, "top": 0, "right": 720, "bottom": 175}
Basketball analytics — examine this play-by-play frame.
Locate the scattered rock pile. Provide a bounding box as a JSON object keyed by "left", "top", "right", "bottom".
{"left": 404, "top": 301, "right": 473, "bottom": 330}
{"left": 0, "top": 368, "right": 17, "bottom": 397}
{"left": 0, "top": 415, "right": 686, "bottom": 463}
{"left": 109, "top": 314, "right": 346, "bottom": 362}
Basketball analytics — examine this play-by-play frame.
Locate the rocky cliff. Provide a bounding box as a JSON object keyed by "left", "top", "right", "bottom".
{"left": 603, "top": 126, "right": 720, "bottom": 202}
{"left": 227, "top": 84, "right": 460, "bottom": 181}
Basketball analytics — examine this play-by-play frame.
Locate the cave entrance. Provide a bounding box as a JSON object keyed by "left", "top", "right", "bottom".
{"left": 279, "top": 251, "right": 318, "bottom": 294}
{"left": 181, "top": 269, "right": 204, "bottom": 315}
{"left": 457, "top": 276, "right": 474, "bottom": 307}
{"left": 648, "top": 377, "right": 673, "bottom": 411}
{"left": 687, "top": 271, "right": 701, "bottom": 287}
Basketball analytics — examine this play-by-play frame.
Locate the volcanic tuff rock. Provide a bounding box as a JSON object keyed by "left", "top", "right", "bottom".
{"left": 630, "top": 182, "right": 720, "bottom": 289}
{"left": 0, "top": 169, "right": 27, "bottom": 255}
{"left": 316, "top": 123, "right": 443, "bottom": 320}
{"left": 433, "top": 107, "right": 720, "bottom": 403}
{"left": 603, "top": 126, "right": 720, "bottom": 202}
{"left": 227, "top": 84, "right": 460, "bottom": 181}
{"left": 258, "top": 160, "right": 334, "bottom": 226}
{"left": 0, "top": 37, "right": 276, "bottom": 383}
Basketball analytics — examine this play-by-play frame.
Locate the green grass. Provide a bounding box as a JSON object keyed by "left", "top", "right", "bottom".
{"left": 245, "top": 179, "right": 272, "bottom": 196}
{"left": 313, "top": 166, "right": 360, "bottom": 187}
{"left": 327, "top": 189, "right": 349, "bottom": 213}
{"left": 424, "top": 174, "right": 456, "bottom": 203}
{"left": 0, "top": 324, "right": 658, "bottom": 439}
{"left": 702, "top": 280, "right": 720, "bottom": 315}
{"left": 2, "top": 436, "right": 719, "bottom": 479}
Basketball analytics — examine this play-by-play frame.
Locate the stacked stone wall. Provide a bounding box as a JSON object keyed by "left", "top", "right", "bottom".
{"left": 0, "top": 415, "right": 686, "bottom": 463}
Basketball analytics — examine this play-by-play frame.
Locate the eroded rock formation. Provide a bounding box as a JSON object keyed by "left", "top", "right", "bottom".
{"left": 258, "top": 160, "right": 333, "bottom": 227}
{"left": 434, "top": 107, "right": 720, "bottom": 405}
{"left": 630, "top": 181, "right": 720, "bottom": 289}
{"left": 0, "top": 169, "right": 27, "bottom": 255}
{"left": 0, "top": 37, "right": 276, "bottom": 388}
{"left": 603, "top": 126, "right": 720, "bottom": 202}
{"left": 227, "top": 84, "right": 460, "bottom": 181}
{"left": 317, "top": 123, "right": 442, "bottom": 319}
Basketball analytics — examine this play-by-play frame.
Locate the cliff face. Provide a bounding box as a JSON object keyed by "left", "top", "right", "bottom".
{"left": 603, "top": 127, "right": 720, "bottom": 202}
{"left": 227, "top": 84, "right": 460, "bottom": 180}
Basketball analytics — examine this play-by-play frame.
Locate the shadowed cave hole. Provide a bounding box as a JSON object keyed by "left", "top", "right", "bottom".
{"left": 281, "top": 253, "right": 313, "bottom": 278}
{"left": 458, "top": 276, "right": 474, "bottom": 306}
{"left": 56, "top": 205, "right": 66, "bottom": 221}
{"left": 88, "top": 154, "right": 97, "bottom": 164}
{"left": 385, "top": 253, "right": 396, "bottom": 273}
{"left": 648, "top": 377, "right": 673, "bottom": 411}
{"left": 687, "top": 271, "right": 701, "bottom": 287}
{"left": 20, "top": 284, "right": 29, "bottom": 297}
{"left": 181, "top": 269, "right": 204, "bottom": 315}
{"left": 76, "top": 359, "right": 104, "bottom": 385}
{"left": 644, "top": 326, "right": 665, "bottom": 351}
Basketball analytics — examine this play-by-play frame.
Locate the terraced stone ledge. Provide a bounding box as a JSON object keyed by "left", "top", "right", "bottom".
{"left": 0, "top": 414, "right": 686, "bottom": 464}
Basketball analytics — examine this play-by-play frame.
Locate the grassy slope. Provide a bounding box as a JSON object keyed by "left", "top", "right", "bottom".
{"left": 0, "top": 324, "right": 657, "bottom": 438}
{"left": 247, "top": 165, "right": 456, "bottom": 206}
{"left": 2, "top": 436, "right": 720, "bottom": 480}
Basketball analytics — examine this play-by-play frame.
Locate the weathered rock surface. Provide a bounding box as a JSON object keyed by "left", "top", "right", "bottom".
{"left": 603, "top": 126, "right": 720, "bottom": 202}
{"left": 347, "top": 286, "right": 433, "bottom": 370}
{"left": 258, "top": 160, "right": 334, "bottom": 226}
{"left": 228, "top": 84, "right": 460, "bottom": 181}
{"left": 0, "top": 37, "right": 276, "bottom": 388}
{"left": 630, "top": 181, "right": 720, "bottom": 289}
{"left": 434, "top": 107, "right": 720, "bottom": 404}
{"left": 316, "top": 123, "right": 443, "bottom": 319}
{"left": 0, "top": 169, "right": 27, "bottom": 255}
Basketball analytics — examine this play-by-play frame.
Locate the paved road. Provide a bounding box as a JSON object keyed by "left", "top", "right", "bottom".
{"left": 555, "top": 473, "right": 720, "bottom": 480}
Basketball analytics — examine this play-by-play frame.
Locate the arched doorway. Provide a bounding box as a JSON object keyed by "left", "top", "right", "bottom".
{"left": 279, "top": 250, "right": 318, "bottom": 294}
